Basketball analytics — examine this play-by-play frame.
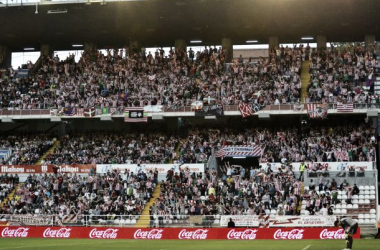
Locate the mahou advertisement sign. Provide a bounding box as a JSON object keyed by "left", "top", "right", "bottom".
{"left": 0, "top": 165, "right": 94, "bottom": 174}
{"left": 0, "top": 227, "right": 360, "bottom": 240}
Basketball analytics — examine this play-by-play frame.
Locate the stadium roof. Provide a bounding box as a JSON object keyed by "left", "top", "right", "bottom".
{"left": 1, "top": 0, "right": 379, "bottom": 52}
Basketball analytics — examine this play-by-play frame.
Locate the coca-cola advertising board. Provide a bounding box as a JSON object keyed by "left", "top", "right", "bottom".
{"left": 0, "top": 227, "right": 360, "bottom": 240}
{"left": 0, "top": 165, "right": 95, "bottom": 174}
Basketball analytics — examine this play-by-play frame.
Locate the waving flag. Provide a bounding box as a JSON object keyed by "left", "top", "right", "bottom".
{"left": 337, "top": 103, "right": 353, "bottom": 113}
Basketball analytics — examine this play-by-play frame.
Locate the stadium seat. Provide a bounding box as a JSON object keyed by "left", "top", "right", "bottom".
{"left": 352, "top": 199, "right": 358, "bottom": 204}
{"left": 341, "top": 204, "right": 347, "bottom": 209}
{"left": 338, "top": 195, "right": 342, "bottom": 200}
{"left": 341, "top": 209, "right": 347, "bottom": 214}
{"left": 358, "top": 186, "right": 364, "bottom": 190}
{"left": 369, "top": 195, "right": 375, "bottom": 200}
{"left": 370, "top": 209, "right": 376, "bottom": 214}
{"left": 342, "top": 195, "right": 347, "bottom": 200}
{"left": 364, "top": 195, "right": 370, "bottom": 199}
{"left": 352, "top": 195, "right": 358, "bottom": 200}
{"left": 358, "top": 199, "right": 364, "bottom": 204}
{"left": 364, "top": 219, "right": 371, "bottom": 224}
{"left": 358, "top": 214, "right": 364, "bottom": 219}
{"left": 336, "top": 204, "right": 342, "bottom": 209}
{"left": 369, "top": 185, "right": 375, "bottom": 190}
{"left": 359, "top": 195, "right": 364, "bottom": 199}
{"left": 364, "top": 214, "right": 370, "bottom": 219}
{"left": 370, "top": 214, "right": 376, "bottom": 219}
{"left": 369, "top": 190, "right": 375, "bottom": 195}
{"left": 364, "top": 186, "right": 370, "bottom": 190}
{"left": 364, "top": 199, "right": 370, "bottom": 204}
{"left": 353, "top": 204, "right": 359, "bottom": 209}
{"left": 334, "top": 209, "right": 341, "bottom": 214}
{"left": 358, "top": 219, "right": 365, "bottom": 224}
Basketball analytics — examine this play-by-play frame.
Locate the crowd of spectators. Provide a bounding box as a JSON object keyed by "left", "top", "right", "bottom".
{"left": 0, "top": 169, "right": 156, "bottom": 221}
{"left": 306, "top": 43, "right": 379, "bottom": 104}
{"left": 0, "top": 174, "right": 19, "bottom": 206}
{"left": 0, "top": 134, "right": 55, "bottom": 165}
{"left": 42, "top": 132, "right": 179, "bottom": 165}
{"left": 148, "top": 162, "right": 301, "bottom": 226}
{"left": 0, "top": 45, "right": 304, "bottom": 110}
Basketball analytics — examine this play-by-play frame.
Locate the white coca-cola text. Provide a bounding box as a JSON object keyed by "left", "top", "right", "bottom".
{"left": 273, "top": 229, "right": 304, "bottom": 240}
{"left": 319, "top": 229, "right": 345, "bottom": 239}
{"left": 89, "top": 228, "right": 119, "bottom": 239}
{"left": 1, "top": 227, "right": 29, "bottom": 238}
{"left": 43, "top": 228, "right": 71, "bottom": 238}
{"left": 134, "top": 229, "right": 164, "bottom": 239}
{"left": 227, "top": 229, "right": 258, "bottom": 240}
{"left": 178, "top": 229, "right": 208, "bottom": 240}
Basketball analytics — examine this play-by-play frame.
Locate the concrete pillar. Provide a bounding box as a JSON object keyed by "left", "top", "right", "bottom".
{"left": 365, "top": 35, "right": 376, "bottom": 48}
{"left": 40, "top": 44, "right": 54, "bottom": 58}
{"left": 268, "top": 36, "right": 279, "bottom": 51}
{"left": 0, "top": 46, "right": 12, "bottom": 69}
{"left": 84, "top": 43, "right": 97, "bottom": 53}
{"left": 221, "top": 38, "right": 233, "bottom": 63}
{"left": 175, "top": 39, "right": 187, "bottom": 52}
{"left": 129, "top": 40, "right": 142, "bottom": 57}
{"left": 317, "top": 35, "right": 327, "bottom": 51}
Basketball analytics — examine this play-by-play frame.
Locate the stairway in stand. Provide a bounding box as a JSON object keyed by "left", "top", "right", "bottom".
{"left": 36, "top": 141, "right": 60, "bottom": 165}
{"left": 0, "top": 183, "right": 22, "bottom": 208}
{"left": 135, "top": 184, "right": 161, "bottom": 228}
{"left": 300, "top": 60, "right": 311, "bottom": 103}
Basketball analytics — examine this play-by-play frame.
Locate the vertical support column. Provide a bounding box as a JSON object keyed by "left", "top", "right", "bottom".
{"left": 365, "top": 35, "right": 376, "bottom": 48}
{"left": 221, "top": 38, "right": 233, "bottom": 63}
{"left": 268, "top": 36, "right": 279, "bottom": 51}
{"left": 0, "top": 46, "right": 12, "bottom": 69}
{"left": 40, "top": 44, "right": 54, "bottom": 58}
{"left": 316, "top": 35, "right": 327, "bottom": 51}
{"left": 129, "top": 40, "right": 142, "bottom": 57}
{"left": 175, "top": 39, "right": 187, "bottom": 52}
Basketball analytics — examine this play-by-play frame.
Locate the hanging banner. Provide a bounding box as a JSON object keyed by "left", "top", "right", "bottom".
{"left": 96, "top": 163, "right": 205, "bottom": 174}
{"left": 215, "top": 146, "right": 262, "bottom": 158}
{"left": 265, "top": 162, "right": 374, "bottom": 172}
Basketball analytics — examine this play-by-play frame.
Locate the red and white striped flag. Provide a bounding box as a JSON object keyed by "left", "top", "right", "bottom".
{"left": 307, "top": 104, "right": 327, "bottom": 119}
{"left": 337, "top": 103, "right": 353, "bottom": 113}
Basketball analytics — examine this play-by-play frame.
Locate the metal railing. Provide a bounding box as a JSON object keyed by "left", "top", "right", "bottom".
{"left": 2, "top": 103, "right": 380, "bottom": 117}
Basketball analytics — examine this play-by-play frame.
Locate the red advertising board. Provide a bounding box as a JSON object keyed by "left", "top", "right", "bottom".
{"left": 0, "top": 165, "right": 95, "bottom": 174}
{"left": 0, "top": 227, "right": 360, "bottom": 240}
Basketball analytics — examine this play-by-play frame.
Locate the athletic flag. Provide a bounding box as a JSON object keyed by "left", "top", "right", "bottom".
{"left": 101, "top": 107, "right": 117, "bottom": 115}
{"left": 337, "top": 103, "right": 354, "bottom": 113}
{"left": 238, "top": 103, "right": 254, "bottom": 118}
{"left": 124, "top": 107, "right": 148, "bottom": 122}
{"left": 84, "top": 107, "right": 96, "bottom": 117}
{"left": 50, "top": 109, "right": 63, "bottom": 116}
{"left": 307, "top": 104, "right": 327, "bottom": 119}
{"left": 63, "top": 107, "right": 75, "bottom": 116}
{"left": 76, "top": 108, "right": 84, "bottom": 116}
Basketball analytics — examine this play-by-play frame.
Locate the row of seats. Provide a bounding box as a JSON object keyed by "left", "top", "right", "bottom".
{"left": 337, "top": 195, "right": 376, "bottom": 200}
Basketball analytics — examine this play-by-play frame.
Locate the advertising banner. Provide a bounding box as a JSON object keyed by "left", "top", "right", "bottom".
{"left": 267, "top": 162, "right": 374, "bottom": 172}
{"left": 0, "top": 227, "right": 360, "bottom": 240}
{"left": 96, "top": 163, "right": 205, "bottom": 174}
{"left": 220, "top": 216, "right": 336, "bottom": 228}
{"left": 0, "top": 165, "right": 94, "bottom": 174}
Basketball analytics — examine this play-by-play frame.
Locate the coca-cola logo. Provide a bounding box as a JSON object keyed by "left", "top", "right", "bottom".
{"left": 89, "top": 228, "right": 119, "bottom": 239}
{"left": 319, "top": 229, "right": 345, "bottom": 239}
{"left": 227, "top": 229, "right": 258, "bottom": 240}
{"left": 178, "top": 229, "right": 208, "bottom": 240}
{"left": 274, "top": 229, "right": 304, "bottom": 240}
{"left": 134, "top": 229, "right": 164, "bottom": 239}
{"left": 1, "top": 227, "right": 29, "bottom": 238}
{"left": 43, "top": 228, "right": 72, "bottom": 238}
